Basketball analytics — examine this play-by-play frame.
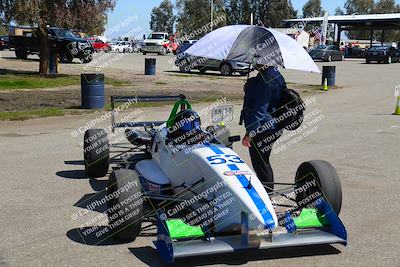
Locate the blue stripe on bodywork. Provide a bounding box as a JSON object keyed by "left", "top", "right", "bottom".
{"left": 227, "top": 164, "right": 275, "bottom": 229}
{"left": 207, "top": 144, "right": 224, "bottom": 155}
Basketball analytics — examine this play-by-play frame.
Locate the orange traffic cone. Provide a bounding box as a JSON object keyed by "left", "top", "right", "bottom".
{"left": 393, "top": 95, "right": 400, "bottom": 115}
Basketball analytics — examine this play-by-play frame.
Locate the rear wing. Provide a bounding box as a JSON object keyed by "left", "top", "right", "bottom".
{"left": 110, "top": 95, "right": 185, "bottom": 132}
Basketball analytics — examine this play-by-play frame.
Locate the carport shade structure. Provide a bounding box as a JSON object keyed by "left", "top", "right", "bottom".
{"left": 283, "top": 13, "right": 400, "bottom": 47}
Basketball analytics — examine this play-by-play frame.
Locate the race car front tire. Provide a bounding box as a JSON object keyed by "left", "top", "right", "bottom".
{"left": 83, "top": 129, "right": 109, "bottom": 178}
{"left": 295, "top": 160, "right": 342, "bottom": 215}
{"left": 107, "top": 169, "right": 143, "bottom": 241}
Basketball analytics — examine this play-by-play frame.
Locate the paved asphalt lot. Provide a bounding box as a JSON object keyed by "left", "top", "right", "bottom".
{"left": 0, "top": 54, "right": 399, "bottom": 266}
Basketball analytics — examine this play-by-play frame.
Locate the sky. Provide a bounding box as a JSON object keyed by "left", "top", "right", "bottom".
{"left": 105, "top": 0, "right": 354, "bottom": 38}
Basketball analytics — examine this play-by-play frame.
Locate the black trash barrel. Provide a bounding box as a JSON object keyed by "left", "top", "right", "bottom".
{"left": 81, "top": 74, "right": 105, "bottom": 109}
{"left": 322, "top": 66, "right": 336, "bottom": 86}
{"left": 145, "top": 58, "right": 156, "bottom": 75}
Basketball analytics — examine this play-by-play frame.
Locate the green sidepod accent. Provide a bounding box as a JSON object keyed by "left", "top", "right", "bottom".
{"left": 293, "top": 208, "right": 330, "bottom": 229}
{"left": 165, "top": 219, "right": 205, "bottom": 239}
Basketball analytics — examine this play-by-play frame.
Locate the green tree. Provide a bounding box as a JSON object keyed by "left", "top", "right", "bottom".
{"left": 225, "top": 0, "right": 252, "bottom": 24}
{"left": 374, "top": 0, "right": 400, "bottom": 13}
{"left": 344, "top": 0, "right": 374, "bottom": 15}
{"left": 176, "top": 0, "right": 226, "bottom": 38}
{"left": 264, "top": 0, "right": 297, "bottom": 27}
{"left": 374, "top": 0, "right": 400, "bottom": 42}
{"left": 343, "top": 0, "right": 375, "bottom": 39}
{"left": 0, "top": 0, "right": 115, "bottom": 76}
{"left": 302, "top": 0, "right": 323, "bottom": 18}
{"left": 150, "top": 0, "right": 175, "bottom": 33}
{"left": 334, "top": 7, "right": 345, "bottom": 15}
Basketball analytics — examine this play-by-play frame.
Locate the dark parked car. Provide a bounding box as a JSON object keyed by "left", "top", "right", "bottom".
{"left": 309, "top": 45, "right": 344, "bottom": 62}
{"left": 345, "top": 45, "right": 366, "bottom": 58}
{"left": 0, "top": 35, "right": 9, "bottom": 50}
{"left": 366, "top": 46, "right": 400, "bottom": 64}
{"left": 175, "top": 41, "right": 251, "bottom": 76}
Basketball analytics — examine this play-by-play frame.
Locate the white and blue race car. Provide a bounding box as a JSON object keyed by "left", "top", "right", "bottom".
{"left": 83, "top": 95, "right": 347, "bottom": 264}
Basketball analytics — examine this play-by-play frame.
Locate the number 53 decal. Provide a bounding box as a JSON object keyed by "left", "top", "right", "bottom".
{"left": 207, "top": 155, "right": 244, "bottom": 165}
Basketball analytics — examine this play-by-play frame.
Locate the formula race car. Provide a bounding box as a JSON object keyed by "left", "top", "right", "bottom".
{"left": 83, "top": 95, "right": 347, "bottom": 264}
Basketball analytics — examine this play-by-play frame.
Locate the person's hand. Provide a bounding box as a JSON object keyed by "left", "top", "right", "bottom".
{"left": 242, "top": 134, "right": 251, "bottom": 148}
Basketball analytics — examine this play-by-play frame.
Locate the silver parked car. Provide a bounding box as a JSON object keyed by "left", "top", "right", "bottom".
{"left": 175, "top": 42, "right": 250, "bottom": 76}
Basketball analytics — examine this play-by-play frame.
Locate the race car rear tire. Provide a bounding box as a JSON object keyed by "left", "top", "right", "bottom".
{"left": 107, "top": 169, "right": 143, "bottom": 241}
{"left": 83, "top": 129, "right": 109, "bottom": 178}
{"left": 295, "top": 160, "right": 342, "bottom": 215}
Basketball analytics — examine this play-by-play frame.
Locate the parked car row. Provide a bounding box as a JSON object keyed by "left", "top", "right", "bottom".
{"left": 87, "top": 38, "right": 143, "bottom": 54}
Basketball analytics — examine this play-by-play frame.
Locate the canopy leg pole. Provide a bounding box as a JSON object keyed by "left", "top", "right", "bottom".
{"left": 336, "top": 24, "right": 342, "bottom": 48}
{"left": 370, "top": 30, "right": 374, "bottom": 47}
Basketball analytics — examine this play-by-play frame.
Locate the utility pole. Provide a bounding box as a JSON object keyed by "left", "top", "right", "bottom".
{"left": 210, "top": 0, "right": 214, "bottom": 31}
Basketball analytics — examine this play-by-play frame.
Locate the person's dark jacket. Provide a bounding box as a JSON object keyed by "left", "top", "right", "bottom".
{"left": 243, "top": 67, "right": 285, "bottom": 135}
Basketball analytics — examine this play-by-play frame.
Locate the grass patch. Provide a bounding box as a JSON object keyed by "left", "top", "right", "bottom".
{"left": 0, "top": 108, "right": 65, "bottom": 121}
{"left": 0, "top": 73, "right": 132, "bottom": 90}
{"left": 106, "top": 77, "right": 134, "bottom": 87}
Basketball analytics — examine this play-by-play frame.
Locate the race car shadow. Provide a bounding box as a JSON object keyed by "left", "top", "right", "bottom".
{"left": 56, "top": 170, "right": 88, "bottom": 179}
{"left": 64, "top": 160, "right": 84, "bottom": 166}
{"left": 129, "top": 244, "right": 341, "bottom": 266}
{"left": 67, "top": 227, "right": 130, "bottom": 246}
{"left": 89, "top": 178, "right": 108, "bottom": 192}
{"left": 74, "top": 192, "right": 107, "bottom": 213}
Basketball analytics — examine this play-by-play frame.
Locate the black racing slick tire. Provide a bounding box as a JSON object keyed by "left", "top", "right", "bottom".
{"left": 83, "top": 129, "right": 109, "bottom": 178}
{"left": 107, "top": 169, "right": 143, "bottom": 241}
{"left": 295, "top": 160, "right": 342, "bottom": 215}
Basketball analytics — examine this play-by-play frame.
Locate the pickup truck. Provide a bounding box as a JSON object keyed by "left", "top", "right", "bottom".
{"left": 142, "top": 32, "right": 177, "bottom": 55}
{"left": 9, "top": 27, "right": 94, "bottom": 63}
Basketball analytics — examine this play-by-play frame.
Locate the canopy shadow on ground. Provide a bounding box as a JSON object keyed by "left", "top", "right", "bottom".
{"left": 129, "top": 244, "right": 341, "bottom": 267}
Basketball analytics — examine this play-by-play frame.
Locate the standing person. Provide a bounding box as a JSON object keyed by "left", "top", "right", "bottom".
{"left": 240, "top": 65, "right": 286, "bottom": 193}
